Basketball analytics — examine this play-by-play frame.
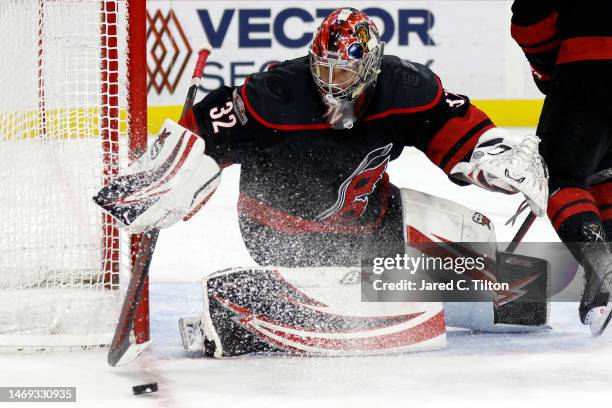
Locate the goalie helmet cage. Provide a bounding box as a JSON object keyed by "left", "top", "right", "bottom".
{"left": 0, "top": 0, "right": 148, "bottom": 349}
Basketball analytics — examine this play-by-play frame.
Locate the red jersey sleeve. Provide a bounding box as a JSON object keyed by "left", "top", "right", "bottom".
{"left": 421, "top": 89, "right": 495, "bottom": 178}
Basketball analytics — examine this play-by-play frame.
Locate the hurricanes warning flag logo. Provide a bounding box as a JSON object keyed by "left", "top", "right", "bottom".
{"left": 317, "top": 143, "right": 392, "bottom": 221}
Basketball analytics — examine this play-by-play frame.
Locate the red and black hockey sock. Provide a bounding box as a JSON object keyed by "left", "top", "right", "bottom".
{"left": 547, "top": 187, "right": 603, "bottom": 259}
{"left": 549, "top": 187, "right": 610, "bottom": 322}
{"left": 590, "top": 181, "right": 612, "bottom": 240}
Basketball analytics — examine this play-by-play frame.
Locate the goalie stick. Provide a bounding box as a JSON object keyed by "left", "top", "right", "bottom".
{"left": 107, "top": 45, "right": 212, "bottom": 367}
{"left": 506, "top": 210, "right": 536, "bottom": 254}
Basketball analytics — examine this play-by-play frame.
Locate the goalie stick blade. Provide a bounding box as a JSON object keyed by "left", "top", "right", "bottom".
{"left": 108, "top": 228, "right": 159, "bottom": 367}
{"left": 108, "top": 340, "right": 152, "bottom": 367}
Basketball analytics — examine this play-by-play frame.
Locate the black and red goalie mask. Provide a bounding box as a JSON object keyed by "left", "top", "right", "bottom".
{"left": 309, "top": 8, "right": 384, "bottom": 129}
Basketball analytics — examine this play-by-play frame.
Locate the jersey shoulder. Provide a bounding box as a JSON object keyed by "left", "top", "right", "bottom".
{"left": 242, "top": 57, "right": 327, "bottom": 129}
{"left": 192, "top": 85, "right": 244, "bottom": 134}
{"left": 364, "top": 55, "right": 442, "bottom": 120}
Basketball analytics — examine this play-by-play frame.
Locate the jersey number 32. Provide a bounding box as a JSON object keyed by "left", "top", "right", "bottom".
{"left": 209, "top": 101, "right": 237, "bottom": 133}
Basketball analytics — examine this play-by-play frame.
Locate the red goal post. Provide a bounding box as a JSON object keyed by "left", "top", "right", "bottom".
{"left": 0, "top": 0, "right": 149, "bottom": 348}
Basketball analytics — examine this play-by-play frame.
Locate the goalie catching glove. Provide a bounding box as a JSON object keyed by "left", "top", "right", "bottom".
{"left": 450, "top": 128, "right": 549, "bottom": 216}
{"left": 93, "top": 120, "right": 221, "bottom": 233}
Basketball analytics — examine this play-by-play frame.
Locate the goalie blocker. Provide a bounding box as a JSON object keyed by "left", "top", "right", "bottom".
{"left": 93, "top": 119, "right": 222, "bottom": 234}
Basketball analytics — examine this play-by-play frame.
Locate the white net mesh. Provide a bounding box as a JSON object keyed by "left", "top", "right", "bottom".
{"left": 0, "top": 0, "right": 132, "bottom": 348}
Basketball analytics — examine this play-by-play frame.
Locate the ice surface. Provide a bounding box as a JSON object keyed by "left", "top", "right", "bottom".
{"left": 2, "top": 128, "right": 611, "bottom": 407}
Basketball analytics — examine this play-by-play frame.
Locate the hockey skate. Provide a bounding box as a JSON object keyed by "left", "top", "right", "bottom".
{"left": 578, "top": 238, "right": 612, "bottom": 336}
{"left": 179, "top": 317, "right": 216, "bottom": 357}
{"left": 584, "top": 306, "right": 612, "bottom": 336}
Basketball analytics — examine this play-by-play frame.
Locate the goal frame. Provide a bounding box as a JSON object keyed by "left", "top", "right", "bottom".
{"left": 0, "top": 0, "right": 149, "bottom": 349}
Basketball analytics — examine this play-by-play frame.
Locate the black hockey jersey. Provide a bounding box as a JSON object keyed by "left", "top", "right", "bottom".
{"left": 188, "top": 56, "right": 494, "bottom": 266}
{"left": 511, "top": 0, "right": 612, "bottom": 94}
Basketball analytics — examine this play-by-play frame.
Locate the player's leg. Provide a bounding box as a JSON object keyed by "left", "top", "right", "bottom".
{"left": 590, "top": 178, "right": 612, "bottom": 241}
{"left": 180, "top": 267, "right": 446, "bottom": 357}
{"left": 585, "top": 171, "right": 612, "bottom": 333}
{"left": 589, "top": 140, "right": 612, "bottom": 241}
{"left": 538, "top": 62, "right": 612, "bottom": 327}
{"left": 178, "top": 184, "right": 450, "bottom": 358}
{"left": 583, "top": 114, "right": 612, "bottom": 333}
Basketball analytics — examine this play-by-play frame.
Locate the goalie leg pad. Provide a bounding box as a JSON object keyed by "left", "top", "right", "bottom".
{"left": 199, "top": 267, "right": 446, "bottom": 358}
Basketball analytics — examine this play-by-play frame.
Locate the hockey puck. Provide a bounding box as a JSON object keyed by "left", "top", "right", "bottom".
{"left": 132, "top": 383, "right": 158, "bottom": 395}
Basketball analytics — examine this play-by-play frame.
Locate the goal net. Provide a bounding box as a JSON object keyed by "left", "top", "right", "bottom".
{"left": 0, "top": 0, "right": 147, "bottom": 348}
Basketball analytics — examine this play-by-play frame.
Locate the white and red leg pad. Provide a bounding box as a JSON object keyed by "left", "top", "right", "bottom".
{"left": 401, "top": 188, "right": 550, "bottom": 332}
{"left": 199, "top": 267, "right": 446, "bottom": 358}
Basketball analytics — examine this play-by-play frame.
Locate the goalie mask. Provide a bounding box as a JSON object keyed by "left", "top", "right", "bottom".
{"left": 309, "top": 8, "right": 384, "bottom": 130}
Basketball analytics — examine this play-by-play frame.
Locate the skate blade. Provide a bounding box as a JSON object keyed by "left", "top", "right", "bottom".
{"left": 178, "top": 317, "right": 204, "bottom": 354}
{"left": 591, "top": 306, "right": 612, "bottom": 337}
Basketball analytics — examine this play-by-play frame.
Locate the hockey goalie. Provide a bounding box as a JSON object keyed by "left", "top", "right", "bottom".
{"left": 94, "top": 8, "right": 551, "bottom": 358}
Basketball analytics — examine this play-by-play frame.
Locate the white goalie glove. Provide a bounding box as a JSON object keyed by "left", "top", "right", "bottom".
{"left": 450, "top": 128, "right": 549, "bottom": 216}
{"left": 93, "top": 119, "right": 221, "bottom": 233}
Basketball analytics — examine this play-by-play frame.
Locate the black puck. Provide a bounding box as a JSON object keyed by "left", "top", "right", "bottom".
{"left": 132, "top": 382, "right": 158, "bottom": 395}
